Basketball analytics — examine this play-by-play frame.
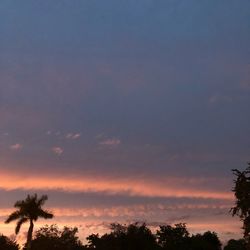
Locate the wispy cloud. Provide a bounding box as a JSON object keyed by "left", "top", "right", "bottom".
{"left": 9, "top": 144, "right": 23, "bottom": 151}
{"left": 0, "top": 203, "right": 230, "bottom": 220}
{"left": 52, "top": 147, "right": 64, "bottom": 156}
{"left": 99, "top": 138, "right": 121, "bottom": 147}
{"left": 66, "top": 133, "right": 81, "bottom": 140}
{"left": 209, "top": 93, "right": 232, "bottom": 104}
{"left": 46, "top": 131, "right": 81, "bottom": 140}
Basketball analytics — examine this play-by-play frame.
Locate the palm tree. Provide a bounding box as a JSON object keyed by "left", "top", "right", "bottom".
{"left": 5, "top": 194, "right": 53, "bottom": 249}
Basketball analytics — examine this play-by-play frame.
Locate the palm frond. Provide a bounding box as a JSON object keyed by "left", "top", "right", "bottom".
{"left": 37, "top": 208, "right": 54, "bottom": 219}
{"left": 37, "top": 195, "right": 48, "bottom": 207}
{"left": 14, "top": 200, "right": 25, "bottom": 208}
{"left": 15, "top": 217, "right": 28, "bottom": 234}
{"left": 5, "top": 211, "right": 22, "bottom": 224}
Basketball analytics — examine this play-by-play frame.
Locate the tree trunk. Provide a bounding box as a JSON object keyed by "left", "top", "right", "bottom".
{"left": 26, "top": 219, "right": 34, "bottom": 250}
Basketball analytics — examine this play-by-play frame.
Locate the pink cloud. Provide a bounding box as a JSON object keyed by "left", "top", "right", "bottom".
{"left": 99, "top": 138, "right": 121, "bottom": 147}
{"left": 52, "top": 147, "right": 64, "bottom": 156}
{"left": 72, "top": 133, "right": 81, "bottom": 139}
{"left": 9, "top": 144, "right": 23, "bottom": 151}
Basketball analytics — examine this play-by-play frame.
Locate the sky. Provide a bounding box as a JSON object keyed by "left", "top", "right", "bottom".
{"left": 0, "top": 0, "right": 250, "bottom": 244}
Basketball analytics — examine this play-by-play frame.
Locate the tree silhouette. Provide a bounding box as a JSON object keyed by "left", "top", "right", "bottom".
{"left": 224, "top": 239, "right": 246, "bottom": 250}
{"left": 156, "top": 224, "right": 222, "bottom": 250}
{"left": 5, "top": 194, "right": 53, "bottom": 250}
{"left": 231, "top": 162, "right": 250, "bottom": 248}
{"left": 86, "top": 222, "right": 158, "bottom": 250}
{"left": 31, "top": 224, "right": 85, "bottom": 250}
{"left": 189, "top": 231, "right": 222, "bottom": 250}
{"left": 156, "top": 223, "right": 189, "bottom": 250}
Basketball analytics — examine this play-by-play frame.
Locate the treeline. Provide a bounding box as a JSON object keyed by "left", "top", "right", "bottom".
{"left": 0, "top": 222, "right": 247, "bottom": 250}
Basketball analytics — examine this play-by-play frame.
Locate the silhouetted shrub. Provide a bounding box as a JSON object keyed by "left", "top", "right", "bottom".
{"left": 0, "top": 234, "right": 19, "bottom": 250}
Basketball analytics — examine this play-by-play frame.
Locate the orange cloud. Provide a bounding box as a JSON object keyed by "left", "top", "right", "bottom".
{"left": 0, "top": 170, "right": 233, "bottom": 200}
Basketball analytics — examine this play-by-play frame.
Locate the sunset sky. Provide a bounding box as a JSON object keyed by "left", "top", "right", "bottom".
{"left": 0, "top": 0, "right": 250, "bottom": 244}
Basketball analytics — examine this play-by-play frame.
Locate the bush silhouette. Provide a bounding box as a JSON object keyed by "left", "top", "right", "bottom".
{"left": 0, "top": 234, "right": 19, "bottom": 250}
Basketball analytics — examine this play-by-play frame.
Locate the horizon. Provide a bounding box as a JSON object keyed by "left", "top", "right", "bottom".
{"left": 0, "top": 0, "right": 249, "bottom": 245}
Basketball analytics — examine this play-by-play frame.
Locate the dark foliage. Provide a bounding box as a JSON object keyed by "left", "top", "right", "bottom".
{"left": 224, "top": 239, "right": 246, "bottom": 250}
{"left": 156, "top": 224, "right": 221, "bottom": 250}
{"left": 86, "top": 222, "right": 159, "bottom": 250}
{"left": 30, "top": 224, "right": 86, "bottom": 250}
{"left": 231, "top": 163, "right": 250, "bottom": 247}
{"left": 85, "top": 222, "right": 223, "bottom": 250}
{"left": 0, "top": 234, "right": 19, "bottom": 250}
{"left": 156, "top": 223, "right": 189, "bottom": 250}
{"left": 188, "top": 231, "right": 222, "bottom": 250}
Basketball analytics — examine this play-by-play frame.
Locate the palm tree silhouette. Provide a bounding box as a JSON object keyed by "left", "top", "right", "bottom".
{"left": 5, "top": 194, "right": 53, "bottom": 249}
